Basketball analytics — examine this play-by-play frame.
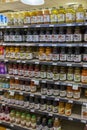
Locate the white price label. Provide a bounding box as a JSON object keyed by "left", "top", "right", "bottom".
{"left": 83, "top": 64, "right": 87, "bottom": 67}
{"left": 15, "top": 77, "right": 19, "bottom": 79}
{"left": 10, "top": 124, "right": 14, "bottom": 127}
{"left": 6, "top": 76, "right": 10, "bottom": 79}
{"left": 52, "top": 62, "right": 57, "bottom": 65}
{"left": 34, "top": 80, "right": 39, "bottom": 85}
{"left": 73, "top": 84, "right": 78, "bottom": 90}
{"left": 68, "top": 100, "right": 73, "bottom": 103}
{"left": 55, "top": 98, "right": 59, "bottom": 101}
{"left": 55, "top": 82, "right": 59, "bottom": 85}
{"left": 10, "top": 91, "right": 15, "bottom": 96}
{"left": 39, "top": 44, "right": 44, "bottom": 47}
{"left": 49, "top": 113, "right": 53, "bottom": 116}
{"left": 5, "top": 59, "right": 8, "bottom": 62}
{"left": 67, "top": 83, "right": 72, "bottom": 86}
{"left": 23, "top": 25, "right": 28, "bottom": 28}
{"left": 17, "top": 60, "right": 21, "bottom": 63}
{"left": 31, "top": 109, "right": 35, "bottom": 112}
{"left": 30, "top": 94, "right": 34, "bottom": 97}
{"left": 49, "top": 24, "right": 54, "bottom": 27}
{"left": 81, "top": 120, "right": 86, "bottom": 123}
{"left": 52, "top": 44, "right": 57, "bottom": 47}
{"left": 67, "top": 63, "right": 72, "bottom": 66}
{"left": 68, "top": 117, "right": 73, "bottom": 120}
{"left": 66, "top": 44, "right": 72, "bottom": 47}
{"left": 35, "top": 61, "right": 39, "bottom": 64}
{"left": 19, "top": 92, "right": 23, "bottom": 95}
{"left": 36, "top": 25, "right": 40, "bottom": 27}
{"left": 42, "top": 80, "right": 46, "bottom": 83}
{"left": 22, "top": 61, "right": 26, "bottom": 63}
{"left": 41, "top": 96, "right": 46, "bottom": 99}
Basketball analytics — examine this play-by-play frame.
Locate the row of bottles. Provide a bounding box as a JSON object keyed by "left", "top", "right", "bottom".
{"left": 3, "top": 92, "right": 73, "bottom": 116}
{"left": 8, "top": 63, "right": 87, "bottom": 83}
{"left": 5, "top": 46, "right": 87, "bottom": 62}
{"left": 3, "top": 27, "right": 87, "bottom": 43}
{"left": 6, "top": 5, "right": 87, "bottom": 25}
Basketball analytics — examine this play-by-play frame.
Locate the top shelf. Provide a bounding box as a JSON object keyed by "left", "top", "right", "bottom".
{"left": 0, "top": 22, "right": 87, "bottom": 29}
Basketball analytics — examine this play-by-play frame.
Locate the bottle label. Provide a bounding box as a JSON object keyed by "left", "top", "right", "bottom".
{"left": 30, "top": 85, "right": 36, "bottom": 92}
{"left": 74, "top": 55, "right": 81, "bottom": 62}
{"left": 18, "top": 69, "right": 23, "bottom": 76}
{"left": 40, "top": 104, "right": 46, "bottom": 110}
{"left": 31, "top": 16, "right": 37, "bottom": 24}
{"left": 53, "top": 73, "right": 59, "bottom": 80}
{"left": 41, "top": 88, "right": 47, "bottom": 95}
{"left": 46, "top": 35, "right": 52, "bottom": 42}
{"left": 60, "top": 90, "right": 66, "bottom": 97}
{"left": 20, "top": 85, "right": 25, "bottom": 91}
{"left": 66, "top": 13, "right": 73, "bottom": 21}
{"left": 40, "top": 35, "right": 46, "bottom": 42}
{"left": 47, "top": 89, "right": 53, "bottom": 96}
{"left": 39, "top": 53, "right": 46, "bottom": 60}
{"left": 65, "top": 109, "right": 71, "bottom": 116}
{"left": 74, "top": 74, "right": 81, "bottom": 82}
{"left": 26, "top": 35, "right": 32, "bottom": 42}
{"left": 52, "top": 35, "right": 58, "bottom": 42}
{"left": 83, "top": 54, "right": 87, "bottom": 61}
{"left": 67, "top": 73, "right": 73, "bottom": 81}
{"left": 9, "top": 35, "right": 15, "bottom": 42}
{"left": 51, "top": 14, "right": 58, "bottom": 22}
{"left": 67, "top": 91, "right": 73, "bottom": 98}
{"left": 53, "top": 106, "right": 58, "bottom": 113}
{"left": 73, "top": 92, "right": 80, "bottom": 99}
{"left": 31, "top": 123, "right": 36, "bottom": 129}
{"left": 25, "top": 85, "right": 30, "bottom": 92}
{"left": 4, "top": 35, "right": 9, "bottom": 42}
{"left": 40, "top": 72, "right": 46, "bottom": 78}
{"left": 10, "top": 52, "right": 15, "bottom": 59}
{"left": 33, "top": 35, "right": 39, "bottom": 42}
{"left": 8, "top": 68, "right": 13, "bottom": 75}
{"left": 58, "top": 34, "right": 65, "bottom": 42}
{"left": 10, "top": 84, "right": 15, "bottom": 89}
{"left": 18, "top": 18, "right": 23, "bottom": 25}
{"left": 28, "top": 70, "right": 34, "bottom": 77}
{"left": 15, "top": 52, "right": 20, "bottom": 59}
{"left": 84, "top": 34, "right": 87, "bottom": 41}
{"left": 20, "top": 53, "right": 25, "bottom": 59}
{"left": 37, "top": 15, "right": 43, "bottom": 23}
{"left": 58, "top": 14, "right": 65, "bottom": 22}
{"left": 53, "top": 90, "right": 60, "bottom": 96}
{"left": 44, "top": 15, "right": 50, "bottom": 23}
{"left": 30, "top": 103, "right": 34, "bottom": 108}
{"left": 66, "top": 34, "right": 73, "bottom": 42}
{"left": 59, "top": 107, "right": 65, "bottom": 114}
{"left": 60, "top": 54, "right": 67, "bottom": 61}
{"left": 26, "top": 121, "right": 31, "bottom": 127}
{"left": 35, "top": 71, "right": 40, "bottom": 78}
{"left": 81, "top": 76, "right": 87, "bottom": 83}
{"left": 47, "top": 105, "right": 52, "bottom": 112}
{"left": 26, "top": 53, "right": 33, "bottom": 60}
{"left": 35, "top": 104, "right": 40, "bottom": 110}
{"left": 24, "top": 70, "right": 28, "bottom": 77}
{"left": 46, "top": 54, "right": 52, "bottom": 61}
{"left": 74, "top": 34, "right": 82, "bottom": 42}
{"left": 67, "top": 54, "right": 74, "bottom": 62}
{"left": 5, "top": 52, "right": 10, "bottom": 59}
{"left": 76, "top": 12, "right": 84, "bottom": 21}
{"left": 47, "top": 72, "right": 53, "bottom": 79}
{"left": 21, "top": 120, "right": 26, "bottom": 126}
{"left": 15, "top": 35, "right": 22, "bottom": 42}
{"left": 52, "top": 54, "right": 59, "bottom": 61}
{"left": 13, "top": 69, "right": 18, "bottom": 75}
{"left": 60, "top": 74, "right": 66, "bottom": 80}
{"left": 24, "top": 17, "right": 31, "bottom": 24}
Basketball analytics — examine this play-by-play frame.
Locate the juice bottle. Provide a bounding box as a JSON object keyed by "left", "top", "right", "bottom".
{"left": 6, "top": 12, "right": 13, "bottom": 25}
{"left": 74, "top": 47, "right": 81, "bottom": 63}
{"left": 31, "top": 115, "right": 36, "bottom": 129}
{"left": 40, "top": 65, "right": 46, "bottom": 79}
{"left": 24, "top": 11, "right": 31, "bottom": 25}
{"left": 21, "top": 113, "right": 26, "bottom": 126}
{"left": 52, "top": 28, "right": 58, "bottom": 43}
{"left": 29, "top": 96, "right": 34, "bottom": 109}
{"left": 74, "top": 67, "right": 81, "bottom": 82}
{"left": 9, "top": 46, "right": 15, "bottom": 59}
{"left": 10, "top": 110, "right": 15, "bottom": 123}
{"left": 33, "top": 29, "right": 39, "bottom": 43}
{"left": 58, "top": 6, "right": 65, "bottom": 23}
{"left": 67, "top": 86, "right": 73, "bottom": 98}
{"left": 59, "top": 66, "right": 66, "bottom": 81}
{"left": 34, "top": 97, "right": 40, "bottom": 110}
{"left": 53, "top": 118, "right": 61, "bottom": 130}
{"left": 52, "top": 47, "right": 59, "bottom": 61}
{"left": 18, "top": 63, "right": 23, "bottom": 76}
{"left": 15, "top": 111, "right": 21, "bottom": 124}
{"left": 13, "top": 63, "right": 18, "bottom": 75}
{"left": 19, "top": 46, "right": 26, "bottom": 59}
{"left": 53, "top": 66, "right": 59, "bottom": 81}
{"left": 76, "top": 4, "right": 85, "bottom": 23}
{"left": 53, "top": 101, "right": 58, "bottom": 113}
{"left": 81, "top": 68, "right": 87, "bottom": 83}
{"left": 43, "top": 8, "right": 50, "bottom": 24}
{"left": 34, "top": 64, "right": 40, "bottom": 78}
{"left": 26, "top": 29, "right": 33, "bottom": 43}
{"left": 65, "top": 5, "right": 75, "bottom": 23}
{"left": 9, "top": 30, "right": 15, "bottom": 43}
{"left": 4, "top": 106, "right": 10, "bottom": 121}
{"left": 46, "top": 47, "right": 52, "bottom": 61}
{"left": 26, "top": 47, "right": 33, "bottom": 60}
{"left": 50, "top": 7, "right": 58, "bottom": 23}
{"left": 39, "top": 47, "right": 46, "bottom": 61}
{"left": 26, "top": 114, "right": 31, "bottom": 127}
{"left": 60, "top": 86, "right": 66, "bottom": 97}
{"left": 15, "top": 46, "right": 20, "bottom": 59}
{"left": 47, "top": 83, "right": 53, "bottom": 96}
{"left": 47, "top": 66, "right": 53, "bottom": 79}
{"left": 53, "top": 84, "right": 60, "bottom": 96}
{"left": 60, "top": 47, "right": 67, "bottom": 61}
{"left": 36, "top": 9, "right": 43, "bottom": 24}
{"left": 73, "top": 87, "right": 81, "bottom": 100}
{"left": 67, "top": 67, "right": 74, "bottom": 81}
{"left": 67, "top": 47, "right": 74, "bottom": 62}
{"left": 31, "top": 9, "right": 37, "bottom": 24}
{"left": 39, "top": 28, "right": 46, "bottom": 43}
{"left": 14, "top": 29, "right": 22, "bottom": 43}
{"left": 28, "top": 64, "right": 34, "bottom": 78}
{"left": 30, "top": 81, "right": 36, "bottom": 93}
{"left": 41, "top": 83, "right": 47, "bottom": 95}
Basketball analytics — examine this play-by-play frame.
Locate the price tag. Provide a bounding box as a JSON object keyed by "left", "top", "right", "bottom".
{"left": 19, "top": 92, "right": 23, "bottom": 95}
{"left": 83, "top": 64, "right": 87, "bottom": 67}
{"left": 31, "top": 109, "right": 35, "bottom": 112}
{"left": 35, "top": 61, "right": 39, "bottom": 64}
{"left": 6, "top": 26, "right": 10, "bottom": 28}
{"left": 42, "top": 80, "right": 46, "bottom": 83}
{"left": 49, "top": 24, "right": 54, "bottom": 27}
{"left": 41, "top": 96, "right": 46, "bottom": 99}
{"left": 68, "top": 100, "right": 73, "bottom": 103}
{"left": 23, "top": 25, "right": 28, "bottom": 28}
{"left": 2, "top": 103, "right": 5, "bottom": 106}
{"left": 30, "top": 94, "right": 34, "bottom": 97}
{"left": 55, "top": 98, "right": 59, "bottom": 101}
{"left": 15, "top": 77, "right": 19, "bottom": 79}
{"left": 67, "top": 63, "right": 72, "bottom": 66}
{"left": 39, "top": 44, "right": 44, "bottom": 47}
{"left": 52, "top": 44, "right": 57, "bottom": 47}
{"left": 3, "top": 43, "right": 6, "bottom": 46}
{"left": 55, "top": 82, "right": 59, "bottom": 85}
{"left": 10, "top": 124, "right": 14, "bottom": 127}
{"left": 66, "top": 44, "right": 72, "bottom": 47}
{"left": 17, "top": 60, "right": 21, "bottom": 63}
{"left": 52, "top": 62, "right": 57, "bottom": 65}
{"left": 6, "top": 76, "right": 10, "bottom": 79}
{"left": 68, "top": 117, "right": 73, "bottom": 121}
{"left": 49, "top": 113, "right": 53, "bottom": 116}
{"left": 81, "top": 120, "right": 86, "bottom": 123}
{"left": 34, "top": 80, "right": 39, "bottom": 85}
{"left": 5, "top": 59, "right": 8, "bottom": 62}
{"left": 10, "top": 91, "right": 15, "bottom": 96}
{"left": 66, "top": 23, "right": 72, "bottom": 26}
{"left": 22, "top": 61, "right": 26, "bottom": 63}
{"left": 36, "top": 25, "right": 40, "bottom": 27}
{"left": 67, "top": 83, "right": 72, "bottom": 86}
{"left": 73, "top": 84, "right": 78, "bottom": 90}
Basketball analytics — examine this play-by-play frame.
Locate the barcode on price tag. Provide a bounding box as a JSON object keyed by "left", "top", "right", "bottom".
{"left": 73, "top": 84, "right": 78, "bottom": 90}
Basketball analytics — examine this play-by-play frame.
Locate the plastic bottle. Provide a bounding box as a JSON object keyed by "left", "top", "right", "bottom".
{"left": 26, "top": 114, "right": 31, "bottom": 127}
{"left": 43, "top": 8, "right": 50, "bottom": 24}
{"left": 31, "top": 115, "right": 36, "bottom": 129}
{"left": 58, "top": 6, "right": 65, "bottom": 23}
{"left": 50, "top": 7, "right": 58, "bottom": 23}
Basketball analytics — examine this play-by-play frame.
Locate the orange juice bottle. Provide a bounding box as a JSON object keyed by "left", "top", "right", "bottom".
{"left": 76, "top": 4, "right": 85, "bottom": 23}
{"left": 58, "top": 6, "right": 65, "bottom": 23}
{"left": 50, "top": 7, "right": 58, "bottom": 23}
{"left": 39, "top": 47, "right": 46, "bottom": 61}
{"left": 24, "top": 11, "right": 31, "bottom": 25}
{"left": 46, "top": 47, "right": 52, "bottom": 61}
{"left": 65, "top": 5, "right": 75, "bottom": 23}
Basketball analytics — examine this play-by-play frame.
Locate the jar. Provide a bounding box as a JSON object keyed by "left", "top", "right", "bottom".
{"left": 73, "top": 27, "right": 82, "bottom": 42}
{"left": 53, "top": 101, "right": 58, "bottom": 113}
{"left": 28, "top": 64, "right": 34, "bottom": 78}
{"left": 60, "top": 47, "right": 67, "bottom": 61}
{"left": 53, "top": 66, "right": 59, "bottom": 81}
{"left": 47, "top": 100, "right": 52, "bottom": 112}
{"left": 26, "top": 47, "right": 33, "bottom": 60}
{"left": 15, "top": 94, "right": 19, "bottom": 105}
{"left": 24, "top": 11, "right": 31, "bottom": 25}
{"left": 19, "top": 80, "right": 25, "bottom": 91}
{"left": 14, "top": 29, "right": 22, "bottom": 43}
{"left": 58, "top": 6, "right": 65, "bottom": 23}
{"left": 36, "top": 9, "right": 43, "bottom": 24}
{"left": 59, "top": 102, "right": 65, "bottom": 114}
{"left": 74, "top": 47, "right": 81, "bottom": 63}
{"left": 52, "top": 47, "right": 59, "bottom": 61}
{"left": 67, "top": 47, "right": 74, "bottom": 62}
{"left": 18, "top": 11, "right": 24, "bottom": 25}
{"left": 25, "top": 81, "right": 30, "bottom": 92}
{"left": 9, "top": 46, "right": 15, "bottom": 59}
{"left": 41, "top": 83, "right": 47, "bottom": 95}
{"left": 15, "top": 79, "right": 19, "bottom": 90}
{"left": 8, "top": 63, "right": 13, "bottom": 75}
{"left": 30, "top": 81, "right": 37, "bottom": 93}
{"left": 50, "top": 7, "right": 58, "bottom": 23}
{"left": 15, "top": 46, "right": 20, "bottom": 59}
{"left": 47, "top": 66, "right": 53, "bottom": 79}
{"left": 26, "top": 29, "right": 33, "bottom": 43}
{"left": 66, "top": 27, "right": 74, "bottom": 42}
{"left": 47, "top": 84, "right": 53, "bottom": 96}
{"left": 73, "top": 87, "right": 81, "bottom": 100}
{"left": 34, "top": 65, "right": 40, "bottom": 78}
{"left": 10, "top": 79, "right": 15, "bottom": 90}
{"left": 19, "top": 95, "right": 24, "bottom": 106}
{"left": 46, "top": 47, "right": 52, "bottom": 61}
{"left": 20, "top": 46, "right": 26, "bottom": 59}
{"left": 67, "top": 67, "right": 74, "bottom": 81}
{"left": 29, "top": 96, "right": 34, "bottom": 109}
{"left": 60, "top": 86, "right": 66, "bottom": 97}
{"left": 74, "top": 67, "right": 81, "bottom": 82}
{"left": 39, "top": 28, "right": 46, "bottom": 43}
{"left": 81, "top": 68, "right": 87, "bottom": 83}
{"left": 39, "top": 47, "right": 46, "bottom": 61}
{"left": 58, "top": 27, "right": 65, "bottom": 42}
{"left": 40, "top": 65, "right": 46, "bottom": 79}
{"left": 40, "top": 99, "right": 46, "bottom": 111}
{"left": 32, "top": 29, "right": 39, "bottom": 43}
{"left": 13, "top": 63, "right": 18, "bottom": 75}
{"left": 65, "top": 103, "right": 72, "bottom": 116}
{"left": 34, "top": 97, "right": 40, "bottom": 110}
{"left": 45, "top": 28, "right": 52, "bottom": 43}
{"left": 18, "top": 63, "right": 23, "bottom": 76}
{"left": 52, "top": 28, "right": 58, "bottom": 43}
{"left": 59, "top": 67, "right": 66, "bottom": 81}
{"left": 31, "top": 9, "right": 37, "bottom": 24}
{"left": 67, "top": 86, "right": 73, "bottom": 98}
{"left": 43, "top": 8, "right": 50, "bottom": 24}
{"left": 53, "top": 85, "right": 60, "bottom": 96}
{"left": 5, "top": 47, "right": 10, "bottom": 59}
{"left": 23, "top": 64, "right": 28, "bottom": 77}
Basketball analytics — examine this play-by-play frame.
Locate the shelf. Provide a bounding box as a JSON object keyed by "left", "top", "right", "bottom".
{"left": 0, "top": 121, "right": 31, "bottom": 130}
{"left": 0, "top": 102, "right": 87, "bottom": 124}
{"left": 0, "top": 22, "right": 87, "bottom": 29}
{"left": 2, "top": 43, "right": 87, "bottom": 47}
{"left": 2, "top": 89, "right": 87, "bottom": 105}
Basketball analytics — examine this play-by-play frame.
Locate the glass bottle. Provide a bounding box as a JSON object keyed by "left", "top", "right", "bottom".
{"left": 50, "top": 7, "right": 58, "bottom": 23}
